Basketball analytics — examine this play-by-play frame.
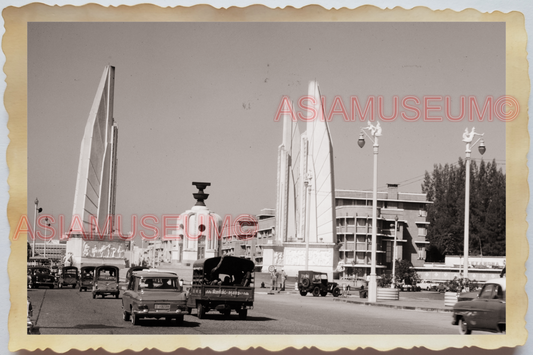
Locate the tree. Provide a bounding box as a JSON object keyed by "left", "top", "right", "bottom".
{"left": 395, "top": 259, "right": 419, "bottom": 286}
{"left": 422, "top": 159, "right": 506, "bottom": 261}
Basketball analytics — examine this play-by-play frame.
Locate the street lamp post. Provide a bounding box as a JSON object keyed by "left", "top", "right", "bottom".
{"left": 43, "top": 217, "right": 50, "bottom": 258}
{"left": 32, "top": 198, "right": 42, "bottom": 258}
{"left": 462, "top": 127, "right": 486, "bottom": 280}
{"left": 391, "top": 215, "right": 399, "bottom": 288}
{"left": 304, "top": 173, "right": 312, "bottom": 271}
{"left": 358, "top": 122, "right": 383, "bottom": 303}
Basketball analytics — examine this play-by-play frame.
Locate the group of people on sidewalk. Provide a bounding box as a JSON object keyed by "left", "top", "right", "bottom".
{"left": 270, "top": 268, "right": 287, "bottom": 292}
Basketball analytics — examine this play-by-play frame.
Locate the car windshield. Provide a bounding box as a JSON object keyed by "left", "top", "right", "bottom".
{"left": 97, "top": 269, "right": 117, "bottom": 280}
{"left": 138, "top": 277, "right": 179, "bottom": 291}
{"left": 65, "top": 269, "right": 77, "bottom": 275}
{"left": 36, "top": 269, "right": 49, "bottom": 275}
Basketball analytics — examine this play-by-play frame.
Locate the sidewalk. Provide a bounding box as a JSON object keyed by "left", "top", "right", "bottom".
{"left": 258, "top": 286, "right": 453, "bottom": 313}
{"left": 333, "top": 292, "right": 453, "bottom": 313}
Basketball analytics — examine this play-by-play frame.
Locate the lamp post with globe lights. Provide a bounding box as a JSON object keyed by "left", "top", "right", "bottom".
{"left": 462, "top": 127, "right": 486, "bottom": 280}
{"left": 32, "top": 198, "right": 43, "bottom": 258}
{"left": 357, "top": 122, "right": 383, "bottom": 303}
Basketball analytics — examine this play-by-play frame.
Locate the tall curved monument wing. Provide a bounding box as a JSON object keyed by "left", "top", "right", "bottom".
{"left": 72, "top": 66, "right": 118, "bottom": 234}
{"left": 306, "top": 80, "right": 336, "bottom": 244}
{"left": 276, "top": 99, "right": 301, "bottom": 243}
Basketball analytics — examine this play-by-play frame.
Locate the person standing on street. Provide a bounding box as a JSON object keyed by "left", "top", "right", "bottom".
{"left": 280, "top": 270, "right": 287, "bottom": 291}
{"left": 270, "top": 268, "right": 277, "bottom": 291}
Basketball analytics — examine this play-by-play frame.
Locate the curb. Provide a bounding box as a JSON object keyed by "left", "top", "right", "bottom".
{"left": 333, "top": 298, "right": 453, "bottom": 313}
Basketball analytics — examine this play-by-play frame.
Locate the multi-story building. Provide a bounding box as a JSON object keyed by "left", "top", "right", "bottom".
{"left": 334, "top": 183, "right": 431, "bottom": 279}
{"left": 31, "top": 241, "right": 67, "bottom": 261}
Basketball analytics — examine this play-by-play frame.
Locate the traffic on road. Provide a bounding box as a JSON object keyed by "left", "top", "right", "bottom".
{"left": 26, "top": 258, "right": 503, "bottom": 335}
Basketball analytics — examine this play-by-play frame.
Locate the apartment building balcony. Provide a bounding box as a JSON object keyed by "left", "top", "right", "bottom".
{"left": 336, "top": 226, "right": 356, "bottom": 234}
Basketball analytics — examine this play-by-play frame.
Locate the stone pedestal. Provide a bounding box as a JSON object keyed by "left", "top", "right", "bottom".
{"left": 65, "top": 234, "right": 126, "bottom": 270}
{"left": 262, "top": 242, "right": 337, "bottom": 278}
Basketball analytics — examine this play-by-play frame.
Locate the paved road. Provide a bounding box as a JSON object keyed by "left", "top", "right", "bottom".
{"left": 28, "top": 287, "right": 460, "bottom": 335}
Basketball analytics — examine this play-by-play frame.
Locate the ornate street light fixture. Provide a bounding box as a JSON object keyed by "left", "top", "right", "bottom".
{"left": 358, "top": 122, "right": 383, "bottom": 303}
{"left": 462, "top": 127, "right": 486, "bottom": 280}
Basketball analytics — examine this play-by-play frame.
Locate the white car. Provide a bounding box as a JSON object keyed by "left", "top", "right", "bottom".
{"left": 417, "top": 280, "right": 439, "bottom": 291}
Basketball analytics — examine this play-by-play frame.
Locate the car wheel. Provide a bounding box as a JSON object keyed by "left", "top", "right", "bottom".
{"left": 131, "top": 313, "right": 138, "bottom": 326}
{"left": 459, "top": 318, "right": 471, "bottom": 335}
{"left": 115, "top": 293, "right": 119, "bottom": 299}
{"left": 123, "top": 310, "right": 130, "bottom": 321}
{"left": 238, "top": 309, "right": 247, "bottom": 320}
{"left": 312, "top": 286, "right": 320, "bottom": 297}
{"left": 92, "top": 293, "right": 96, "bottom": 299}
{"left": 332, "top": 287, "right": 341, "bottom": 298}
{"left": 299, "top": 291, "right": 307, "bottom": 296}
{"left": 175, "top": 315, "right": 184, "bottom": 324}
{"left": 165, "top": 317, "right": 173, "bottom": 323}
{"left": 223, "top": 309, "right": 231, "bottom": 317}
{"left": 197, "top": 304, "right": 205, "bottom": 319}
{"left": 301, "top": 279, "right": 310, "bottom": 288}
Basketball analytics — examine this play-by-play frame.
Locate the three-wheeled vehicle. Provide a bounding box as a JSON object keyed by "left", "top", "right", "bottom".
{"left": 27, "top": 266, "right": 55, "bottom": 289}
{"left": 58, "top": 266, "right": 79, "bottom": 288}
{"left": 187, "top": 255, "right": 255, "bottom": 319}
{"left": 79, "top": 266, "right": 96, "bottom": 292}
{"left": 92, "top": 265, "right": 120, "bottom": 299}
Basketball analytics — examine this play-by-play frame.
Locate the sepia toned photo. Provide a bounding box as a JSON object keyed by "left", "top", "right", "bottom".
{"left": 5, "top": 4, "right": 528, "bottom": 353}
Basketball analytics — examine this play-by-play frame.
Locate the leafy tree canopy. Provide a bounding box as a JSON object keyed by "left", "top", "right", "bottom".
{"left": 421, "top": 159, "right": 505, "bottom": 262}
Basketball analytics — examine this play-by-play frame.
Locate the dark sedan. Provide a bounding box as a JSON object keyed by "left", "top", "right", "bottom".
{"left": 452, "top": 278, "right": 506, "bottom": 334}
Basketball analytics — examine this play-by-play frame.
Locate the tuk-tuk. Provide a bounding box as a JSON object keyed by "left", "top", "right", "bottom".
{"left": 58, "top": 266, "right": 79, "bottom": 288}
{"left": 79, "top": 266, "right": 96, "bottom": 292}
{"left": 187, "top": 255, "right": 255, "bottom": 319}
{"left": 27, "top": 266, "right": 55, "bottom": 289}
{"left": 93, "top": 265, "right": 120, "bottom": 299}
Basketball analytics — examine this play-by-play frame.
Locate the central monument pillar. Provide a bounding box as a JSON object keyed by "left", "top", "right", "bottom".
{"left": 178, "top": 182, "right": 223, "bottom": 264}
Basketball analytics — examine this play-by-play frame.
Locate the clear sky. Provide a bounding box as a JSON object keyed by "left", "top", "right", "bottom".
{"left": 27, "top": 22, "right": 506, "bottom": 242}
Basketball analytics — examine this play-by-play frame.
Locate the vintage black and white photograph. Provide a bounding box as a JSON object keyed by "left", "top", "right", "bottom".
{"left": 22, "top": 18, "right": 514, "bottom": 343}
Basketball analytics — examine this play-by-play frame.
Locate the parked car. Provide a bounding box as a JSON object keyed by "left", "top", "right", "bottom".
{"left": 452, "top": 278, "right": 506, "bottom": 334}
{"left": 298, "top": 270, "right": 341, "bottom": 297}
{"left": 27, "top": 297, "right": 33, "bottom": 334}
{"left": 58, "top": 266, "right": 79, "bottom": 288}
{"left": 79, "top": 266, "right": 96, "bottom": 292}
{"left": 417, "top": 280, "right": 439, "bottom": 291}
{"left": 27, "top": 266, "right": 55, "bottom": 289}
{"left": 187, "top": 255, "right": 255, "bottom": 319}
{"left": 122, "top": 270, "right": 188, "bottom": 325}
{"left": 92, "top": 265, "right": 120, "bottom": 299}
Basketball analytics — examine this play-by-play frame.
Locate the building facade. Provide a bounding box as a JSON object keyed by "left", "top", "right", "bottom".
{"left": 334, "top": 184, "right": 431, "bottom": 279}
